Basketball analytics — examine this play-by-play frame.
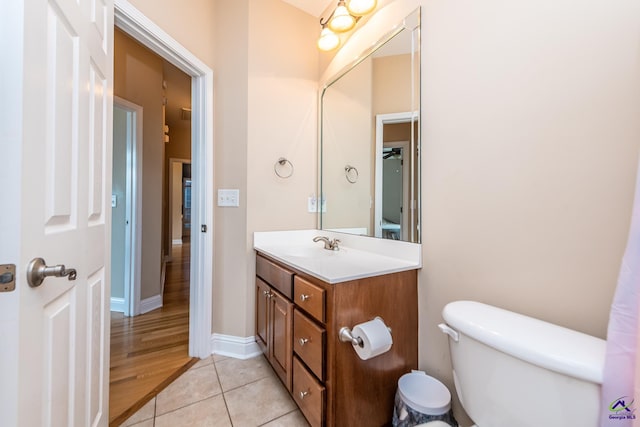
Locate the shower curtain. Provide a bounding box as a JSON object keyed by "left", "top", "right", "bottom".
{"left": 600, "top": 162, "right": 640, "bottom": 426}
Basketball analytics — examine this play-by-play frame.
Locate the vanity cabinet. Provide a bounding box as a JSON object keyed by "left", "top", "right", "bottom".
{"left": 256, "top": 256, "right": 294, "bottom": 391}
{"left": 255, "top": 252, "right": 418, "bottom": 427}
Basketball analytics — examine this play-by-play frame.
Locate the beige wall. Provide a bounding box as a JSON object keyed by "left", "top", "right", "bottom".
{"left": 114, "top": 29, "right": 165, "bottom": 300}
{"left": 372, "top": 54, "right": 412, "bottom": 114}
{"left": 322, "top": 57, "right": 373, "bottom": 233}
{"left": 123, "top": 0, "right": 216, "bottom": 67}
{"left": 245, "top": 0, "right": 319, "bottom": 333}
{"left": 211, "top": 0, "right": 250, "bottom": 337}
{"left": 163, "top": 61, "right": 191, "bottom": 252}
{"left": 418, "top": 0, "right": 640, "bottom": 423}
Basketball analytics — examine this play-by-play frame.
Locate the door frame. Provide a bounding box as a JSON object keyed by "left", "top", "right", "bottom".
{"left": 374, "top": 111, "right": 417, "bottom": 239}
{"left": 114, "top": 0, "right": 214, "bottom": 358}
{"left": 113, "top": 97, "right": 143, "bottom": 317}
{"left": 169, "top": 158, "right": 191, "bottom": 249}
{"left": 380, "top": 140, "right": 410, "bottom": 241}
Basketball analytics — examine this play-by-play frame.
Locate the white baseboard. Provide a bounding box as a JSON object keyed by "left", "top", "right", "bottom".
{"left": 211, "top": 334, "right": 262, "bottom": 360}
{"left": 172, "top": 238, "right": 183, "bottom": 245}
{"left": 140, "top": 294, "right": 163, "bottom": 314}
{"left": 110, "top": 297, "right": 125, "bottom": 313}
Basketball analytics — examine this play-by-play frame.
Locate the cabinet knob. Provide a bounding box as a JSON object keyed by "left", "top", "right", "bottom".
{"left": 300, "top": 294, "right": 310, "bottom": 302}
{"left": 299, "top": 390, "right": 309, "bottom": 399}
{"left": 299, "top": 337, "right": 309, "bottom": 346}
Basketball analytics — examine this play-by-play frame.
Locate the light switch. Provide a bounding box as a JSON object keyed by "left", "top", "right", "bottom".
{"left": 112, "top": 194, "right": 117, "bottom": 208}
{"left": 217, "top": 189, "right": 240, "bottom": 207}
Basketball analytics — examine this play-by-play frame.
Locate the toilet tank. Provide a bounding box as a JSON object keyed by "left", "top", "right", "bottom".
{"left": 440, "top": 301, "right": 605, "bottom": 427}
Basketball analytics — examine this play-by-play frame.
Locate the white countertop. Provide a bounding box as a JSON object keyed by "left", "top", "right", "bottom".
{"left": 253, "top": 229, "right": 421, "bottom": 284}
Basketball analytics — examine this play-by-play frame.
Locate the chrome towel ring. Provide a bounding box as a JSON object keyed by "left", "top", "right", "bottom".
{"left": 345, "top": 165, "right": 359, "bottom": 183}
{"left": 274, "top": 157, "right": 294, "bottom": 179}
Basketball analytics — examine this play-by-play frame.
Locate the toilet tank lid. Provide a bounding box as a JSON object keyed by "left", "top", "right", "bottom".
{"left": 442, "top": 301, "right": 605, "bottom": 384}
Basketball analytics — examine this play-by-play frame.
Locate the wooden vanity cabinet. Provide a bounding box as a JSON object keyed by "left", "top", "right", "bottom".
{"left": 256, "top": 252, "right": 418, "bottom": 427}
{"left": 255, "top": 256, "right": 294, "bottom": 391}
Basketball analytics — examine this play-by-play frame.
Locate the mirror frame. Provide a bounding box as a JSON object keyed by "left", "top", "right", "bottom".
{"left": 319, "top": 7, "right": 421, "bottom": 242}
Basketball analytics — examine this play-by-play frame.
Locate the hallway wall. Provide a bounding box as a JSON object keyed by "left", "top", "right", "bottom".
{"left": 114, "top": 29, "right": 165, "bottom": 301}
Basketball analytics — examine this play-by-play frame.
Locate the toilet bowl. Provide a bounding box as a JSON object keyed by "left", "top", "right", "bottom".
{"left": 439, "top": 300, "right": 605, "bottom": 427}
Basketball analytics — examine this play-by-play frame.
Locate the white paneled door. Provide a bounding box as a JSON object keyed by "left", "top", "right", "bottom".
{"left": 0, "top": 0, "right": 114, "bottom": 426}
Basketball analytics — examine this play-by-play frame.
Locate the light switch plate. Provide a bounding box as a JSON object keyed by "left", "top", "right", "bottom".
{"left": 218, "top": 189, "right": 240, "bottom": 207}
{"left": 112, "top": 194, "right": 117, "bottom": 208}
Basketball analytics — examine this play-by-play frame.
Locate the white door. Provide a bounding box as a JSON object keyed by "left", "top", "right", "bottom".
{"left": 0, "top": 0, "right": 114, "bottom": 425}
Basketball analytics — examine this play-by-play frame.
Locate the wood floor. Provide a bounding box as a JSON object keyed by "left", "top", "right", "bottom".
{"left": 109, "top": 242, "right": 196, "bottom": 426}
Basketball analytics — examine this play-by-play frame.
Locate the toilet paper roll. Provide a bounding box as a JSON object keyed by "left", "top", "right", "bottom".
{"left": 351, "top": 317, "right": 393, "bottom": 360}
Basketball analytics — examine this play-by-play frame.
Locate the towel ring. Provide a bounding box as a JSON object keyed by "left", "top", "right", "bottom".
{"left": 274, "top": 157, "right": 294, "bottom": 179}
{"left": 345, "top": 165, "right": 359, "bottom": 184}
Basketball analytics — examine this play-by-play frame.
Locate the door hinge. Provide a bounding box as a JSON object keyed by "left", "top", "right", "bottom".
{"left": 201, "top": 224, "right": 207, "bottom": 233}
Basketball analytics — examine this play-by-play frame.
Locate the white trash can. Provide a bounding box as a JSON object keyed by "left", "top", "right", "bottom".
{"left": 392, "top": 371, "right": 458, "bottom": 427}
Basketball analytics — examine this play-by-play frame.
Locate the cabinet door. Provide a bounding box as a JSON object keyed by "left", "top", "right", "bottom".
{"left": 271, "top": 291, "right": 293, "bottom": 392}
{"left": 256, "top": 278, "right": 270, "bottom": 354}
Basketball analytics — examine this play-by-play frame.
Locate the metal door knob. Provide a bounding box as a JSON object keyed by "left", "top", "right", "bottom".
{"left": 27, "top": 258, "right": 77, "bottom": 288}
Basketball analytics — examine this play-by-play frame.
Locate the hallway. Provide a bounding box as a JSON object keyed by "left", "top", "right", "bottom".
{"left": 109, "top": 243, "right": 194, "bottom": 426}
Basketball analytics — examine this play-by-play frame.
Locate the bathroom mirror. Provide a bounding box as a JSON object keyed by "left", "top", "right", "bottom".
{"left": 320, "top": 8, "right": 421, "bottom": 243}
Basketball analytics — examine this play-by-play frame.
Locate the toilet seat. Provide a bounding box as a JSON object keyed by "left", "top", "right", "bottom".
{"left": 415, "top": 421, "right": 451, "bottom": 427}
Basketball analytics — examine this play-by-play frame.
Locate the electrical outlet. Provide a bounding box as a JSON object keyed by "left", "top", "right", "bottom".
{"left": 217, "top": 189, "right": 240, "bottom": 207}
{"left": 308, "top": 196, "right": 318, "bottom": 213}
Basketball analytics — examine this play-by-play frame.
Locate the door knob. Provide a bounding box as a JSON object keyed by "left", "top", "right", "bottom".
{"left": 27, "top": 258, "right": 77, "bottom": 288}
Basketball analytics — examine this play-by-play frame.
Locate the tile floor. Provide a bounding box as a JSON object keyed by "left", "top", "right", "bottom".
{"left": 120, "top": 354, "right": 310, "bottom": 427}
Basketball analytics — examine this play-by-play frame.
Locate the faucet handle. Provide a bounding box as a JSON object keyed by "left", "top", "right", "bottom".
{"left": 331, "top": 239, "right": 341, "bottom": 250}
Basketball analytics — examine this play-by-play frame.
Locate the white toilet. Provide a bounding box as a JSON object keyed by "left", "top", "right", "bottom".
{"left": 438, "top": 300, "right": 606, "bottom": 427}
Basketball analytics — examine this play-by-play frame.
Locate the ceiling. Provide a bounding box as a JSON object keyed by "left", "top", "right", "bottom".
{"left": 281, "top": 0, "right": 333, "bottom": 18}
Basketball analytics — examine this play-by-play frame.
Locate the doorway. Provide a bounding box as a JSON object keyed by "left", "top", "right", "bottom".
{"left": 115, "top": 0, "right": 214, "bottom": 360}
{"left": 375, "top": 111, "right": 419, "bottom": 242}
{"left": 112, "top": 98, "right": 142, "bottom": 317}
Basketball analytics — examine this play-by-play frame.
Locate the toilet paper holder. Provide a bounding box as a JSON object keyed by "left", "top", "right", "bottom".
{"left": 339, "top": 316, "right": 392, "bottom": 347}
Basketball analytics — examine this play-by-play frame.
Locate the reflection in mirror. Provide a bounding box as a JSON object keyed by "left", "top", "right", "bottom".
{"left": 320, "top": 8, "right": 420, "bottom": 242}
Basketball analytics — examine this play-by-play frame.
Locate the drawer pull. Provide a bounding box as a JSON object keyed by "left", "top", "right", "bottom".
{"left": 299, "top": 390, "right": 309, "bottom": 399}
{"left": 263, "top": 290, "right": 270, "bottom": 297}
{"left": 299, "top": 337, "right": 309, "bottom": 346}
{"left": 300, "top": 294, "right": 310, "bottom": 302}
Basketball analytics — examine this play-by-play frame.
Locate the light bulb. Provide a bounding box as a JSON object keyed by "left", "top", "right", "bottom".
{"left": 328, "top": 4, "right": 356, "bottom": 33}
{"left": 346, "top": 0, "right": 377, "bottom": 16}
{"left": 317, "top": 27, "right": 340, "bottom": 51}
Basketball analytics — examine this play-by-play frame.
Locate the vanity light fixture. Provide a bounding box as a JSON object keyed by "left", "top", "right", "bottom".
{"left": 346, "top": 0, "right": 377, "bottom": 16}
{"left": 317, "top": 23, "right": 340, "bottom": 51}
{"left": 328, "top": 1, "right": 356, "bottom": 32}
{"left": 317, "top": 0, "right": 377, "bottom": 52}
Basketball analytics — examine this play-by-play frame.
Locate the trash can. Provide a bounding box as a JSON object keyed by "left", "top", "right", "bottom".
{"left": 392, "top": 371, "right": 458, "bottom": 427}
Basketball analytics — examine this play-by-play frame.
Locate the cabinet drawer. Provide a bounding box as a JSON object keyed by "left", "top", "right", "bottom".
{"left": 293, "top": 356, "right": 325, "bottom": 427}
{"left": 294, "top": 276, "right": 325, "bottom": 322}
{"left": 293, "top": 309, "right": 325, "bottom": 380}
{"left": 256, "top": 254, "right": 294, "bottom": 299}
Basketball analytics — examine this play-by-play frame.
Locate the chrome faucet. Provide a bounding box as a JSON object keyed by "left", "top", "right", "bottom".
{"left": 313, "top": 236, "right": 341, "bottom": 251}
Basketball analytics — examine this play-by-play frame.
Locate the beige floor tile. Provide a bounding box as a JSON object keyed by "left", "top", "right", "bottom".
{"left": 155, "top": 363, "right": 222, "bottom": 416}
{"left": 121, "top": 398, "right": 155, "bottom": 426}
{"left": 261, "top": 410, "right": 310, "bottom": 427}
{"left": 225, "top": 375, "right": 296, "bottom": 427}
{"left": 155, "top": 395, "right": 231, "bottom": 427}
{"left": 215, "top": 355, "right": 273, "bottom": 391}
{"left": 125, "top": 420, "right": 154, "bottom": 427}
{"left": 212, "top": 353, "right": 228, "bottom": 363}
{"left": 192, "top": 355, "right": 214, "bottom": 370}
